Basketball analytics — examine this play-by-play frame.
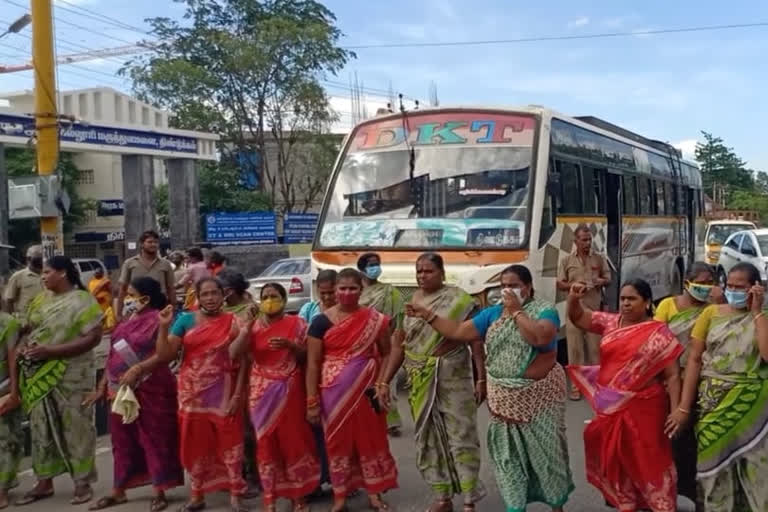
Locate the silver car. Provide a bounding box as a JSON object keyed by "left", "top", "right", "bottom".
{"left": 248, "top": 257, "right": 311, "bottom": 313}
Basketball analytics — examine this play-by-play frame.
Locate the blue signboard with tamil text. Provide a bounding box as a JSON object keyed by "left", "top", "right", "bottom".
{"left": 0, "top": 113, "right": 198, "bottom": 154}
{"left": 283, "top": 213, "right": 319, "bottom": 244}
{"left": 205, "top": 212, "right": 277, "bottom": 244}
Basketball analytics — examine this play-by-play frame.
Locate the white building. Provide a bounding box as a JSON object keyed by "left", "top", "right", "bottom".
{"left": 1, "top": 87, "right": 217, "bottom": 265}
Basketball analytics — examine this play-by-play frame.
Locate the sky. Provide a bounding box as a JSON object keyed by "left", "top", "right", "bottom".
{"left": 1, "top": 0, "right": 768, "bottom": 169}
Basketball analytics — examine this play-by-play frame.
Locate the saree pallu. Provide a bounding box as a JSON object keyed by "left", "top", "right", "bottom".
{"left": 568, "top": 314, "right": 683, "bottom": 512}
{"left": 403, "top": 286, "right": 485, "bottom": 503}
{"left": 321, "top": 307, "right": 397, "bottom": 498}
{"left": 20, "top": 290, "right": 102, "bottom": 483}
{"left": 177, "top": 313, "right": 246, "bottom": 496}
{"left": 106, "top": 311, "right": 183, "bottom": 491}
{"left": 694, "top": 308, "right": 768, "bottom": 512}
{"left": 249, "top": 315, "right": 319, "bottom": 505}
{"left": 361, "top": 282, "right": 404, "bottom": 430}
{"left": 663, "top": 304, "right": 705, "bottom": 504}
{"left": 484, "top": 302, "right": 573, "bottom": 512}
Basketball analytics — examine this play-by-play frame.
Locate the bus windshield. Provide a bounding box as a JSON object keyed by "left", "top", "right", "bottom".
{"left": 707, "top": 223, "right": 755, "bottom": 245}
{"left": 317, "top": 111, "right": 536, "bottom": 250}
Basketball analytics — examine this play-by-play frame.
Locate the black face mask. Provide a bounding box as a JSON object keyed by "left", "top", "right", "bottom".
{"left": 29, "top": 257, "right": 43, "bottom": 269}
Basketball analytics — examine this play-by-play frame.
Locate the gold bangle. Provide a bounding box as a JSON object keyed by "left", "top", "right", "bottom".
{"left": 754, "top": 312, "right": 765, "bottom": 322}
{"left": 512, "top": 310, "right": 524, "bottom": 322}
{"left": 678, "top": 407, "right": 690, "bottom": 414}
{"left": 476, "top": 379, "right": 486, "bottom": 384}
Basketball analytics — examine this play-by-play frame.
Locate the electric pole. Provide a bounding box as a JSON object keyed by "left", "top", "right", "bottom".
{"left": 31, "top": 0, "right": 63, "bottom": 259}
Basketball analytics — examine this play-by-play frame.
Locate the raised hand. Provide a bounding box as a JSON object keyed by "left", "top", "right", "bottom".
{"left": 158, "top": 305, "right": 174, "bottom": 327}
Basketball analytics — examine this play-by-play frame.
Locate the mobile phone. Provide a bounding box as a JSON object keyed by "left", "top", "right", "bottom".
{"left": 364, "top": 388, "right": 382, "bottom": 413}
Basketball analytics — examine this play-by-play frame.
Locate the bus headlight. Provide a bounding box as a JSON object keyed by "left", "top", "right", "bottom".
{"left": 486, "top": 287, "right": 503, "bottom": 305}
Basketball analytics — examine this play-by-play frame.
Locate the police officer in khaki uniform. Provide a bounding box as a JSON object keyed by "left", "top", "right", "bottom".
{"left": 3, "top": 245, "right": 43, "bottom": 317}
{"left": 556, "top": 224, "right": 611, "bottom": 400}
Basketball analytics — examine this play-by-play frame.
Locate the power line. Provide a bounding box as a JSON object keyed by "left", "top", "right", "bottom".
{"left": 54, "top": 0, "right": 149, "bottom": 35}
{"left": 343, "top": 21, "right": 768, "bottom": 49}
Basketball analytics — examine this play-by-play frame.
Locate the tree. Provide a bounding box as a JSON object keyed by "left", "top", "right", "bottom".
{"left": 122, "top": 0, "right": 353, "bottom": 215}
{"left": 4, "top": 147, "right": 95, "bottom": 250}
{"left": 153, "top": 162, "right": 272, "bottom": 231}
{"left": 694, "top": 131, "right": 753, "bottom": 203}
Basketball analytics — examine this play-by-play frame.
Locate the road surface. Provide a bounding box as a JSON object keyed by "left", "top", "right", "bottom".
{"left": 11, "top": 391, "right": 695, "bottom": 511}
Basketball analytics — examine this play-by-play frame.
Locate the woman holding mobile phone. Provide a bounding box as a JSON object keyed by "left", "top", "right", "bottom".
{"left": 305, "top": 268, "right": 397, "bottom": 512}
{"left": 673, "top": 262, "right": 768, "bottom": 511}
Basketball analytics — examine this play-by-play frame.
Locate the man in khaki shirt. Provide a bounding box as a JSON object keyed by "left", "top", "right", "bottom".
{"left": 557, "top": 224, "right": 611, "bottom": 400}
{"left": 117, "top": 230, "right": 175, "bottom": 319}
{"left": 3, "top": 245, "right": 43, "bottom": 316}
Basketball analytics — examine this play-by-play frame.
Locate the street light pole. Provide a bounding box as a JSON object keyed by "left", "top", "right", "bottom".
{"left": 30, "top": 0, "right": 63, "bottom": 259}
{"left": 0, "top": 13, "right": 31, "bottom": 39}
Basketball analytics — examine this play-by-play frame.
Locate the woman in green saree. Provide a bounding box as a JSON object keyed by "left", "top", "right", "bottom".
{"left": 0, "top": 312, "right": 22, "bottom": 509}
{"left": 15, "top": 256, "right": 103, "bottom": 506}
{"left": 654, "top": 261, "right": 721, "bottom": 508}
{"left": 381, "top": 253, "right": 486, "bottom": 511}
{"left": 672, "top": 262, "right": 768, "bottom": 511}
{"left": 407, "top": 264, "right": 573, "bottom": 512}
{"left": 358, "top": 252, "right": 405, "bottom": 435}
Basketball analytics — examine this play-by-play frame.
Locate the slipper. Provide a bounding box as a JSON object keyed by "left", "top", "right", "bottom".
{"left": 150, "top": 496, "right": 169, "bottom": 512}
{"left": 569, "top": 389, "right": 581, "bottom": 401}
{"left": 89, "top": 496, "right": 128, "bottom": 510}
{"left": 14, "top": 490, "right": 54, "bottom": 507}
{"left": 369, "top": 499, "right": 391, "bottom": 511}
{"left": 178, "top": 502, "right": 206, "bottom": 512}
{"left": 71, "top": 487, "right": 94, "bottom": 506}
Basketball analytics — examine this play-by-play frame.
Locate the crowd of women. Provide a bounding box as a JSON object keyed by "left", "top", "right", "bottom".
{"left": 0, "top": 247, "right": 765, "bottom": 512}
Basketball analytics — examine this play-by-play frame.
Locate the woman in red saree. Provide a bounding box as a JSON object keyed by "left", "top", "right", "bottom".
{"left": 566, "top": 278, "right": 683, "bottom": 512}
{"left": 306, "top": 268, "right": 398, "bottom": 512}
{"left": 230, "top": 282, "right": 319, "bottom": 511}
{"left": 155, "top": 277, "right": 249, "bottom": 512}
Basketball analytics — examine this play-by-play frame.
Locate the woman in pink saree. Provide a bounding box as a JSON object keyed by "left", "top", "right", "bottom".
{"left": 306, "top": 268, "right": 398, "bottom": 512}
{"left": 230, "top": 282, "right": 319, "bottom": 511}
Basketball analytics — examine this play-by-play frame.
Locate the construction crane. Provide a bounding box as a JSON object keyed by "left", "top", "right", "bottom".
{"left": 0, "top": 43, "right": 150, "bottom": 74}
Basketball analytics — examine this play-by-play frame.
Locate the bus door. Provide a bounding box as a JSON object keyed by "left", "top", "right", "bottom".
{"left": 686, "top": 187, "right": 696, "bottom": 264}
{"left": 604, "top": 172, "right": 622, "bottom": 312}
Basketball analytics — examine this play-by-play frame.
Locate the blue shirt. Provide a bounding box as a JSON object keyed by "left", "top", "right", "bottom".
{"left": 472, "top": 304, "right": 560, "bottom": 352}
{"left": 298, "top": 301, "right": 321, "bottom": 323}
{"left": 170, "top": 312, "right": 197, "bottom": 337}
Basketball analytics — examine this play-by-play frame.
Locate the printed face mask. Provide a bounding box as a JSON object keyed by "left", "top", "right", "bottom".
{"left": 260, "top": 297, "right": 284, "bottom": 315}
{"left": 686, "top": 282, "right": 713, "bottom": 303}
{"left": 365, "top": 265, "right": 382, "bottom": 280}
{"left": 725, "top": 289, "right": 749, "bottom": 309}
{"left": 123, "top": 296, "right": 147, "bottom": 316}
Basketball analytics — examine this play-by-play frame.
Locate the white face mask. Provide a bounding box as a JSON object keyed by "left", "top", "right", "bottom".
{"left": 503, "top": 287, "right": 525, "bottom": 302}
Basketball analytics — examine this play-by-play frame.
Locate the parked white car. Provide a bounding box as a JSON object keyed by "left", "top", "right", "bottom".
{"left": 72, "top": 258, "right": 108, "bottom": 286}
{"left": 716, "top": 229, "right": 768, "bottom": 285}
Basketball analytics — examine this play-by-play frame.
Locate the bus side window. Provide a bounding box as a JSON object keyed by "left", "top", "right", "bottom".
{"left": 655, "top": 181, "right": 666, "bottom": 215}
{"left": 623, "top": 175, "right": 638, "bottom": 214}
{"left": 666, "top": 183, "right": 677, "bottom": 215}
{"left": 539, "top": 161, "right": 558, "bottom": 248}
{"left": 581, "top": 166, "right": 606, "bottom": 214}
{"left": 556, "top": 160, "right": 582, "bottom": 214}
{"left": 638, "top": 178, "right": 653, "bottom": 215}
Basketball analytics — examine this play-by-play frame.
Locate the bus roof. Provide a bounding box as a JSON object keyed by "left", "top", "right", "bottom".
{"left": 366, "top": 104, "right": 699, "bottom": 168}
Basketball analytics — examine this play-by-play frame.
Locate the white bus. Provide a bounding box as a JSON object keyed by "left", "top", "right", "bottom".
{"left": 311, "top": 106, "right": 704, "bottom": 321}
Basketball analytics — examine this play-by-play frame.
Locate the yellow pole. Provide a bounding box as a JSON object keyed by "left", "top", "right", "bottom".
{"left": 31, "top": 0, "right": 62, "bottom": 258}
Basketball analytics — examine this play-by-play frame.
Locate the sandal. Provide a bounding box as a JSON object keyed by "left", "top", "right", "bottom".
{"left": 462, "top": 505, "right": 476, "bottom": 512}
{"left": 569, "top": 388, "right": 581, "bottom": 401}
{"left": 178, "top": 502, "right": 206, "bottom": 512}
{"left": 369, "top": 497, "right": 391, "bottom": 511}
{"left": 89, "top": 496, "right": 128, "bottom": 510}
{"left": 150, "top": 496, "right": 169, "bottom": 512}
{"left": 427, "top": 500, "right": 453, "bottom": 512}
{"left": 14, "top": 488, "right": 54, "bottom": 507}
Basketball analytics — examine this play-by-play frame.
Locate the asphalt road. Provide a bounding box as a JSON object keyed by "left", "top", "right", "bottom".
{"left": 7, "top": 391, "right": 636, "bottom": 512}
